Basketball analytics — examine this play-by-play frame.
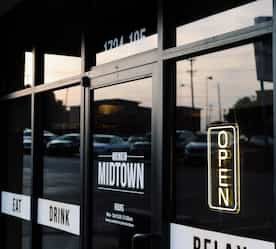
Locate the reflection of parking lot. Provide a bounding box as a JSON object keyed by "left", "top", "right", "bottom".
{"left": 23, "top": 155, "right": 80, "bottom": 203}
{"left": 43, "top": 156, "right": 80, "bottom": 203}
{"left": 42, "top": 228, "right": 79, "bottom": 249}
{"left": 22, "top": 226, "right": 79, "bottom": 249}
{"left": 22, "top": 155, "right": 80, "bottom": 249}
{"left": 176, "top": 156, "right": 273, "bottom": 240}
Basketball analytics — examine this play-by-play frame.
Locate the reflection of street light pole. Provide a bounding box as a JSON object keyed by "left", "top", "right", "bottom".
{"left": 209, "top": 104, "right": 213, "bottom": 123}
{"left": 206, "top": 76, "right": 213, "bottom": 129}
{"left": 179, "top": 83, "right": 186, "bottom": 105}
{"left": 217, "top": 82, "right": 222, "bottom": 121}
{"left": 188, "top": 58, "right": 196, "bottom": 109}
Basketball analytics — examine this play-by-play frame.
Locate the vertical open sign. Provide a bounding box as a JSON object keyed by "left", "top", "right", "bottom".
{"left": 207, "top": 124, "right": 240, "bottom": 213}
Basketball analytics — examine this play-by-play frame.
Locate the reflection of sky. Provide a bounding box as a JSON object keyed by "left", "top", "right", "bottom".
{"left": 177, "top": 43, "right": 273, "bottom": 130}
{"left": 52, "top": 86, "right": 81, "bottom": 107}
{"left": 95, "top": 78, "right": 152, "bottom": 108}
{"left": 24, "top": 1, "right": 272, "bottom": 119}
{"left": 24, "top": 52, "right": 33, "bottom": 86}
{"left": 44, "top": 54, "right": 81, "bottom": 83}
{"left": 177, "top": 0, "right": 272, "bottom": 45}
{"left": 51, "top": 79, "right": 152, "bottom": 108}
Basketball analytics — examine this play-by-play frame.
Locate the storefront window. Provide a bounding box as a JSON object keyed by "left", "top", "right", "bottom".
{"left": 39, "top": 86, "right": 81, "bottom": 249}
{"left": 174, "top": 38, "right": 273, "bottom": 241}
{"left": 1, "top": 96, "right": 32, "bottom": 249}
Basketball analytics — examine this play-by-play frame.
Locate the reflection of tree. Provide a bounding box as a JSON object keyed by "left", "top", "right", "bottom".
{"left": 44, "top": 92, "right": 79, "bottom": 134}
{"left": 227, "top": 91, "right": 273, "bottom": 172}
{"left": 233, "top": 96, "right": 257, "bottom": 109}
{"left": 24, "top": 84, "right": 32, "bottom": 88}
{"left": 226, "top": 93, "right": 273, "bottom": 137}
{"left": 45, "top": 91, "right": 66, "bottom": 118}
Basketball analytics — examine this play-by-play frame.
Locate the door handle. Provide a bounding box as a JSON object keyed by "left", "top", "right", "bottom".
{"left": 131, "top": 233, "right": 161, "bottom": 249}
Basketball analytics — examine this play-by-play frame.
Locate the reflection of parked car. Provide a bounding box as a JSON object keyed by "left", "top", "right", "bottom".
{"left": 24, "top": 136, "right": 32, "bottom": 153}
{"left": 130, "top": 141, "right": 151, "bottom": 158}
{"left": 184, "top": 133, "right": 208, "bottom": 165}
{"left": 176, "top": 130, "right": 196, "bottom": 157}
{"left": 43, "top": 131, "right": 56, "bottom": 146}
{"left": 249, "top": 135, "right": 273, "bottom": 147}
{"left": 128, "top": 136, "right": 146, "bottom": 146}
{"left": 23, "top": 128, "right": 32, "bottom": 153}
{"left": 94, "top": 134, "right": 129, "bottom": 154}
{"left": 128, "top": 134, "right": 151, "bottom": 158}
{"left": 23, "top": 129, "right": 56, "bottom": 153}
{"left": 46, "top": 133, "right": 80, "bottom": 155}
{"left": 24, "top": 128, "right": 32, "bottom": 137}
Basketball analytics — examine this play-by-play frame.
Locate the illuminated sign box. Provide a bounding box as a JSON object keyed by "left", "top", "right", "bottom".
{"left": 208, "top": 124, "right": 240, "bottom": 213}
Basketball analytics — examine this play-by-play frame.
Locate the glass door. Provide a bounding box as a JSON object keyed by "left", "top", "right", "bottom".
{"left": 90, "top": 72, "right": 156, "bottom": 249}
{"left": 37, "top": 86, "right": 81, "bottom": 249}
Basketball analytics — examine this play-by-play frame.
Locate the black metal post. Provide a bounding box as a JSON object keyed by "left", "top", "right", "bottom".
{"left": 31, "top": 46, "right": 44, "bottom": 249}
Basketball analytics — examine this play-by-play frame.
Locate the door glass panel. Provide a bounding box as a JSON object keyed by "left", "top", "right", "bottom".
{"left": 91, "top": 78, "right": 152, "bottom": 249}
{"left": 40, "top": 86, "right": 81, "bottom": 249}
{"left": 174, "top": 38, "right": 273, "bottom": 241}
{"left": 44, "top": 54, "right": 81, "bottom": 84}
{"left": 1, "top": 96, "right": 32, "bottom": 249}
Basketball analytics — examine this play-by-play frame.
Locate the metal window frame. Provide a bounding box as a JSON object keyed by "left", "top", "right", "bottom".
{"left": 0, "top": 1, "right": 274, "bottom": 249}
{"left": 273, "top": 0, "right": 276, "bottom": 244}
{"left": 163, "top": 21, "right": 272, "bottom": 61}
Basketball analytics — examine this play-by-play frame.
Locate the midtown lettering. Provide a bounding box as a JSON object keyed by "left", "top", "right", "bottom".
{"left": 98, "top": 161, "right": 144, "bottom": 192}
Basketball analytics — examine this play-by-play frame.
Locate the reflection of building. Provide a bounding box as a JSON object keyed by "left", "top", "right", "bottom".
{"left": 68, "top": 106, "right": 81, "bottom": 130}
{"left": 94, "top": 99, "right": 151, "bottom": 136}
{"left": 176, "top": 106, "right": 201, "bottom": 131}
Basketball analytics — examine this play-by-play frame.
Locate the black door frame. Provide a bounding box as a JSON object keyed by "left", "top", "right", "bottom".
{"left": 80, "top": 48, "right": 165, "bottom": 249}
